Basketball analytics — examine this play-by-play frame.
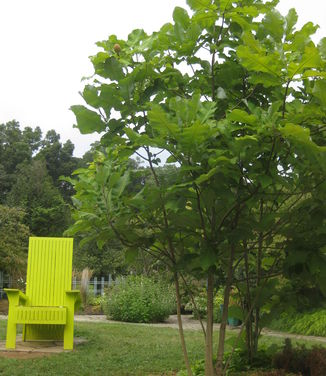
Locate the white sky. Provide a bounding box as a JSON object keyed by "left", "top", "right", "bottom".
{"left": 0, "top": 0, "right": 325, "bottom": 157}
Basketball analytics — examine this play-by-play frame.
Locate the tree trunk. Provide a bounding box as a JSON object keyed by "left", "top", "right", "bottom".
{"left": 254, "top": 200, "right": 264, "bottom": 354}
{"left": 215, "top": 245, "right": 235, "bottom": 376}
{"left": 205, "top": 271, "right": 216, "bottom": 376}
{"left": 174, "top": 272, "right": 193, "bottom": 376}
{"left": 244, "top": 243, "right": 253, "bottom": 363}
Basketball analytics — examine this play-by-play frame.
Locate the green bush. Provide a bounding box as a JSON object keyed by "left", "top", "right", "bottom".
{"left": 268, "top": 308, "right": 326, "bottom": 337}
{"left": 103, "top": 275, "right": 176, "bottom": 323}
{"left": 184, "top": 288, "right": 224, "bottom": 323}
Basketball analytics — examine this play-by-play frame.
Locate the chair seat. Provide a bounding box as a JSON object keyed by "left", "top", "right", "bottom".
{"left": 14, "top": 306, "right": 67, "bottom": 325}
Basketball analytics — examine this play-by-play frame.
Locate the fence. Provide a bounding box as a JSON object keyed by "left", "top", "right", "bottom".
{"left": 72, "top": 275, "right": 116, "bottom": 297}
{"left": 0, "top": 273, "right": 115, "bottom": 299}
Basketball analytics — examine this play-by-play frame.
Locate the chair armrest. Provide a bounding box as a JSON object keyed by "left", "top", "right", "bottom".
{"left": 65, "top": 290, "right": 80, "bottom": 299}
{"left": 4, "top": 288, "right": 28, "bottom": 305}
{"left": 65, "top": 290, "right": 81, "bottom": 310}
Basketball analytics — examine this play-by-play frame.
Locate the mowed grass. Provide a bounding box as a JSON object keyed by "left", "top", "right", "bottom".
{"left": 0, "top": 319, "right": 325, "bottom": 376}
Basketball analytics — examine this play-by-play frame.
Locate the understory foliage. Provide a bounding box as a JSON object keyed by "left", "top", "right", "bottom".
{"left": 178, "top": 340, "right": 326, "bottom": 375}
{"left": 102, "top": 275, "right": 176, "bottom": 323}
{"left": 273, "top": 339, "right": 326, "bottom": 376}
{"left": 268, "top": 309, "right": 326, "bottom": 337}
{"left": 68, "top": 0, "right": 326, "bottom": 374}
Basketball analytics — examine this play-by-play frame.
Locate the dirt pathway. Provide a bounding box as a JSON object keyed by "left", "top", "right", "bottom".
{"left": 1, "top": 314, "right": 325, "bottom": 344}
{"left": 74, "top": 314, "right": 326, "bottom": 343}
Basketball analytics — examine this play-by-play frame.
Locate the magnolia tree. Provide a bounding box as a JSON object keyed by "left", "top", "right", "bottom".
{"left": 68, "top": 0, "right": 326, "bottom": 375}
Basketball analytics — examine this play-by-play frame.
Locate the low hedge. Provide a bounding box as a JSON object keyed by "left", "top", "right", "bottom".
{"left": 102, "top": 275, "right": 176, "bottom": 323}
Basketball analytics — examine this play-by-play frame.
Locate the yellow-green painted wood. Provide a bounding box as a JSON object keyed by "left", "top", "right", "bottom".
{"left": 14, "top": 306, "right": 67, "bottom": 324}
{"left": 4, "top": 237, "right": 79, "bottom": 350}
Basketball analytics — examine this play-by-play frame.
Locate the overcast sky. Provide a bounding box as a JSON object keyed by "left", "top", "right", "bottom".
{"left": 0, "top": 1, "right": 325, "bottom": 157}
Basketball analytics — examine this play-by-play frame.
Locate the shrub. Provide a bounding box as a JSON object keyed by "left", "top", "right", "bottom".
{"left": 307, "top": 347, "right": 326, "bottom": 376}
{"left": 102, "top": 275, "right": 176, "bottom": 323}
{"left": 273, "top": 339, "right": 309, "bottom": 375}
{"left": 273, "top": 338, "right": 326, "bottom": 376}
{"left": 184, "top": 290, "right": 207, "bottom": 319}
{"left": 268, "top": 308, "right": 326, "bottom": 337}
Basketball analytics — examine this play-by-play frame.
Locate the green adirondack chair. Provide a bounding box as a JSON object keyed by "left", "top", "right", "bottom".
{"left": 4, "top": 237, "right": 80, "bottom": 350}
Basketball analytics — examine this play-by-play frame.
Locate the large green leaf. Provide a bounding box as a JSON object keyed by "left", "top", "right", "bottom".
{"left": 280, "top": 123, "right": 326, "bottom": 152}
{"left": 70, "top": 105, "right": 106, "bottom": 134}
{"left": 220, "top": 0, "right": 239, "bottom": 12}
{"left": 115, "top": 171, "right": 130, "bottom": 197}
{"left": 95, "top": 164, "right": 111, "bottom": 185}
{"left": 313, "top": 80, "right": 326, "bottom": 108}
{"left": 229, "top": 13, "right": 252, "bottom": 31}
{"left": 82, "top": 85, "right": 101, "bottom": 108}
{"left": 99, "top": 84, "right": 123, "bottom": 111}
{"left": 237, "top": 45, "right": 282, "bottom": 76}
{"left": 319, "top": 38, "right": 326, "bottom": 59}
{"left": 241, "top": 32, "right": 262, "bottom": 53}
{"left": 285, "top": 8, "right": 298, "bottom": 37}
{"left": 195, "top": 167, "right": 218, "bottom": 184}
{"left": 287, "top": 45, "right": 322, "bottom": 79}
{"left": 103, "top": 57, "right": 125, "bottom": 81}
{"left": 148, "top": 106, "right": 179, "bottom": 136}
{"left": 286, "top": 22, "right": 319, "bottom": 52}
{"left": 227, "top": 109, "right": 258, "bottom": 126}
{"left": 127, "top": 29, "right": 147, "bottom": 48}
{"left": 232, "top": 5, "right": 259, "bottom": 17}
{"left": 173, "top": 7, "right": 190, "bottom": 29}
{"left": 186, "top": 0, "right": 214, "bottom": 11}
{"left": 262, "top": 9, "right": 285, "bottom": 42}
{"left": 192, "top": 10, "right": 217, "bottom": 29}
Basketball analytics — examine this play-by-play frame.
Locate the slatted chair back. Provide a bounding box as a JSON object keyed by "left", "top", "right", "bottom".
{"left": 26, "top": 237, "right": 73, "bottom": 306}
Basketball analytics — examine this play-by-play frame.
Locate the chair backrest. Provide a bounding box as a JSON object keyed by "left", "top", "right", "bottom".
{"left": 25, "top": 237, "right": 74, "bottom": 306}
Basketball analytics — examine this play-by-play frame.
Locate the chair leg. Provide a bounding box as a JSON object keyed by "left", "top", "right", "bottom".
{"left": 63, "top": 319, "right": 74, "bottom": 350}
{"left": 6, "top": 320, "right": 17, "bottom": 349}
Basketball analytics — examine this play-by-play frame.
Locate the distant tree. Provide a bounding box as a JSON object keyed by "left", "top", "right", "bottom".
{"left": 0, "top": 205, "right": 30, "bottom": 282}
{"left": 36, "top": 130, "right": 80, "bottom": 201}
{"left": 0, "top": 120, "right": 42, "bottom": 202}
{"left": 7, "top": 160, "right": 70, "bottom": 236}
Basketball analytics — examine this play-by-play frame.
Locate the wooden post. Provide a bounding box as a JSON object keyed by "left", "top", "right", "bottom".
{"left": 101, "top": 277, "right": 105, "bottom": 296}
{"left": 93, "top": 277, "right": 97, "bottom": 296}
{"left": 108, "top": 274, "right": 112, "bottom": 287}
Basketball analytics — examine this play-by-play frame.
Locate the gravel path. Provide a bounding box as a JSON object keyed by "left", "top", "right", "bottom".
{"left": 1, "top": 314, "right": 326, "bottom": 344}
{"left": 74, "top": 314, "right": 326, "bottom": 343}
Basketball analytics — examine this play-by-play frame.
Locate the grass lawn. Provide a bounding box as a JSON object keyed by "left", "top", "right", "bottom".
{"left": 0, "top": 319, "right": 325, "bottom": 376}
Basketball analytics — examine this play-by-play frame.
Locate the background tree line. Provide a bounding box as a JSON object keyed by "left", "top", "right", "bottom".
{"left": 0, "top": 120, "right": 125, "bottom": 279}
